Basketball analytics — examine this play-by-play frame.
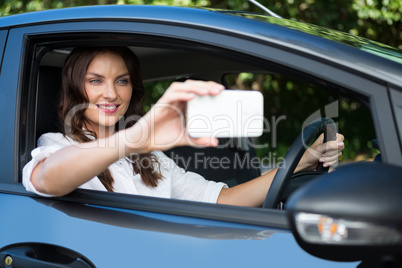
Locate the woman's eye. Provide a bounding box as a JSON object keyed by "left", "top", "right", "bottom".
{"left": 89, "top": 79, "right": 102, "bottom": 84}
{"left": 117, "top": 79, "right": 129, "bottom": 85}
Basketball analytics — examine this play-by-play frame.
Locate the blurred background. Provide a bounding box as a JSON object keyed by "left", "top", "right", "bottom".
{"left": 1, "top": 0, "right": 400, "bottom": 49}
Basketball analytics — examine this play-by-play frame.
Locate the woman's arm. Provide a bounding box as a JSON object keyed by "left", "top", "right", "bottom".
{"left": 31, "top": 80, "right": 225, "bottom": 197}
{"left": 217, "top": 169, "right": 276, "bottom": 207}
{"left": 217, "top": 134, "right": 345, "bottom": 207}
{"left": 31, "top": 128, "right": 143, "bottom": 196}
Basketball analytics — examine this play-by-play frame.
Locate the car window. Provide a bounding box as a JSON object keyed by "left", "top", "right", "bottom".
{"left": 22, "top": 33, "right": 380, "bottom": 210}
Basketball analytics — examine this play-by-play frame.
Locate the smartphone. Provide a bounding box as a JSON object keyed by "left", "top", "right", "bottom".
{"left": 186, "top": 90, "right": 264, "bottom": 138}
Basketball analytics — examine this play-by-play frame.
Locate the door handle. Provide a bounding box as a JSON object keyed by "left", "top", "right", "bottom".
{"left": 0, "top": 243, "right": 95, "bottom": 268}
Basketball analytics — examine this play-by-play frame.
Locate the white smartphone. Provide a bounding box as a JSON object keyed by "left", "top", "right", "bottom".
{"left": 186, "top": 90, "right": 264, "bottom": 138}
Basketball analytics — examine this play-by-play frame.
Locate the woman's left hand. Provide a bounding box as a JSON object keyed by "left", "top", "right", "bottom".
{"left": 295, "top": 133, "right": 345, "bottom": 173}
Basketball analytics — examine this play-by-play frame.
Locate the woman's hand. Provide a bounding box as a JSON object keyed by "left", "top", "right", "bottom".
{"left": 123, "top": 80, "right": 224, "bottom": 154}
{"left": 295, "top": 133, "right": 345, "bottom": 173}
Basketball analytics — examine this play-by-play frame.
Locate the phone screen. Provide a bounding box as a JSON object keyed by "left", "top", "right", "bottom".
{"left": 186, "top": 90, "right": 264, "bottom": 138}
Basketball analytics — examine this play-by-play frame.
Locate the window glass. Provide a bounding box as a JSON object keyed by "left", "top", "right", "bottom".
{"left": 224, "top": 72, "right": 378, "bottom": 173}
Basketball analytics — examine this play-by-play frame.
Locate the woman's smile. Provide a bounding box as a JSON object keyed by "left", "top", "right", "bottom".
{"left": 96, "top": 103, "right": 121, "bottom": 114}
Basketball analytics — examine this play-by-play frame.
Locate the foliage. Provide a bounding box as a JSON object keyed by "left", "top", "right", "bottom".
{"left": 1, "top": 0, "right": 400, "bottom": 48}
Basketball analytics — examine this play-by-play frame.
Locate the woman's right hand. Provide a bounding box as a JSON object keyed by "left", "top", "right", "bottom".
{"left": 122, "top": 80, "right": 225, "bottom": 154}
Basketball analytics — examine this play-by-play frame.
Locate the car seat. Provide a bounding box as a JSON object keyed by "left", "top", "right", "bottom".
{"left": 36, "top": 66, "right": 62, "bottom": 140}
{"left": 164, "top": 139, "right": 261, "bottom": 187}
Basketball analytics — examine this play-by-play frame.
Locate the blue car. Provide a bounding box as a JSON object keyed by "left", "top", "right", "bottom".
{"left": 0, "top": 5, "right": 401, "bottom": 267}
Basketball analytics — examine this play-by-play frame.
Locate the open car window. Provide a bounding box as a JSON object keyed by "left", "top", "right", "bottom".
{"left": 19, "top": 31, "right": 380, "bottom": 215}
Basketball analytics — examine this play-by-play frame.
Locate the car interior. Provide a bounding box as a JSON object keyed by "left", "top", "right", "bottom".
{"left": 36, "top": 44, "right": 266, "bottom": 187}
{"left": 21, "top": 34, "right": 379, "bottom": 207}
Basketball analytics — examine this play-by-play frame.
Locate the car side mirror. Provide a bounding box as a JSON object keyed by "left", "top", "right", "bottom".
{"left": 286, "top": 162, "right": 402, "bottom": 265}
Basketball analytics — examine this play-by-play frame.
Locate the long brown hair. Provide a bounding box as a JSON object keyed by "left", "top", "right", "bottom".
{"left": 59, "top": 46, "right": 163, "bottom": 191}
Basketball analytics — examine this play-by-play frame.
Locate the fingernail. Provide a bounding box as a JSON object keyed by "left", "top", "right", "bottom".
{"left": 210, "top": 138, "right": 219, "bottom": 147}
{"left": 337, "top": 142, "right": 344, "bottom": 147}
{"left": 319, "top": 158, "right": 325, "bottom": 162}
{"left": 216, "top": 85, "right": 224, "bottom": 91}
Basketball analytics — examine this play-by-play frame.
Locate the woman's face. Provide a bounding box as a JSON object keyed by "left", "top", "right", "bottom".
{"left": 84, "top": 51, "right": 133, "bottom": 138}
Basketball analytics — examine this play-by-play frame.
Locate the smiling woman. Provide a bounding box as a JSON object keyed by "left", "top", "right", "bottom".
{"left": 24, "top": 46, "right": 232, "bottom": 199}
{"left": 55, "top": 47, "right": 165, "bottom": 191}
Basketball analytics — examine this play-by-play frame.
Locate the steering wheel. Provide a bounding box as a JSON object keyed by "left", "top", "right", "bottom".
{"left": 262, "top": 118, "right": 337, "bottom": 209}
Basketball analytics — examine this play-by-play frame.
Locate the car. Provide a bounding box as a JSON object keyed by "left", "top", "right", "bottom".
{"left": 0, "top": 4, "right": 401, "bottom": 267}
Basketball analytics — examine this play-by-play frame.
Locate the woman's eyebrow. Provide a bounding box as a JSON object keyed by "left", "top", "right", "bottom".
{"left": 86, "top": 72, "right": 105, "bottom": 78}
{"left": 116, "top": 73, "right": 130, "bottom": 79}
{"left": 86, "top": 73, "right": 129, "bottom": 79}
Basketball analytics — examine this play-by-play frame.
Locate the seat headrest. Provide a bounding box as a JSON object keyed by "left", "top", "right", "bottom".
{"left": 36, "top": 66, "right": 62, "bottom": 140}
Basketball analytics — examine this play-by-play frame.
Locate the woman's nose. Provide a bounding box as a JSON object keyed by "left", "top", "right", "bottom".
{"left": 103, "top": 82, "right": 117, "bottom": 100}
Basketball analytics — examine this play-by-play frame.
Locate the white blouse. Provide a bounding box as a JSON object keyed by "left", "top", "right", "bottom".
{"left": 23, "top": 133, "right": 227, "bottom": 203}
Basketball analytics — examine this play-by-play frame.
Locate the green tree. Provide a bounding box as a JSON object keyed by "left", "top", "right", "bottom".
{"left": 1, "top": 0, "right": 400, "bottom": 48}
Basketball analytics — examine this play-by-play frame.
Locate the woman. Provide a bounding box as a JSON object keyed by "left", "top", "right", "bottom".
{"left": 23, "top": 46, "right": 344, "bottom": 207}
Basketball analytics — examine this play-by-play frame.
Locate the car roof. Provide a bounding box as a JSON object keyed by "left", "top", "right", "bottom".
{"left": 1, "top": 5, "right": 401, "bottom": 87}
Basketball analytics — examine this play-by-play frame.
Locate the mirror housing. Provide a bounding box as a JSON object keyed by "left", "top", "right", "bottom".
{"left": 286, "top": 162, "right": 402, "bottom": 263}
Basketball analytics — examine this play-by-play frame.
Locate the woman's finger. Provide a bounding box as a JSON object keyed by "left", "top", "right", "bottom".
{"left": 316, "top": 140, "right": 344, "bottom": 155}
{"left": 165, "top": 80, "right": 224, "bottom": 97}
{"left": 336, "top": 133, "right": 345, "bottom": 142}
{"left": 183, "top": 79, "right": 224, "bottom": 94}
{"left": 159, "top": 91, "right": 196, "bottom": 104}
{"left": 323, "top": 156, "right": 342, "bottom": 167}
{"left": 319, "top": 152, "right": 342, "bottom": 165}
{"left": 183, "top": 136, "right": 219, "bottom": 147}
